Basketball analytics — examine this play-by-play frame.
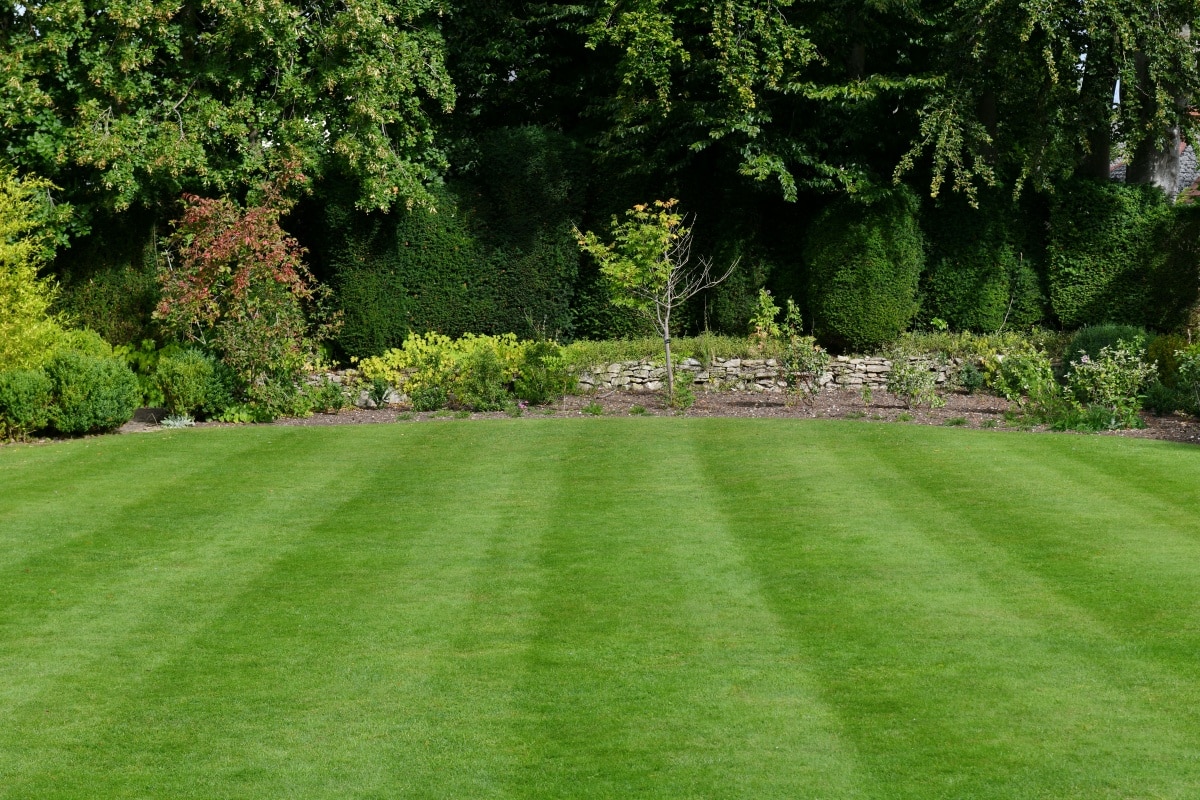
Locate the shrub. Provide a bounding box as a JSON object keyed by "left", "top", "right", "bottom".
{"left": 986, "top": 349, "right": 1058, "bottom": 406}
{"left": 1142, "top": 381, "right": 1191, "bottom": 415}
{"left": 0, "top": 169, "right": 68, "bottom": 371}
{"left": 778, "top": 300, "right": 829, "bottom": 406}
{"left": 515, "top": 340, "right": 573, "bottom": 404}
{"left": 1066, "top": 325, "right": 1147, "bottom": 363}
{"left": 156, "top": 168, "right": 338, "bottom": 401}
{"left": 1175, "top": 344, "right": 1200, "bottom": 414}
{"left": 805, "top": 188, "right": 924, "bottom": 353}
{"left": 887, "top": 357, "right": 945, "bottom": 409}
{"left": 957, "top": 363, "right": 984, "bottom": 394}
{"left": 155, "top": 349, "right": 217, "bottom": 417}
{"left": 920, "top": 194, "right": 1044, "bottom": 331}
{"left": 410, "top": 385, "right": 448, "bottom": 412}
{"left": 0, "top": 368, "right": 53, "bottom": 440}
{"left": 1065, "top": 341, "right": 1157, "bottom": 429}
{"left": 1047, "top": 180, "right": 1192, "bottom": 328}
{"left": 457, "top": 346, "right": 511, "bottom": 411}
{"left": 1146, "top": 333, "right": 1188, "bottom": 388}
{"left": 46, "top": 351, "right": 140, "bottom": 434}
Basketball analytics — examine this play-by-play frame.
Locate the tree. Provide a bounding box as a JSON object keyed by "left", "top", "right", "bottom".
{"left": 577, "top": 200, "right": 733, "bottom": 397}
{"left": 0, "top": 0, "right": 455, "bottom": 225}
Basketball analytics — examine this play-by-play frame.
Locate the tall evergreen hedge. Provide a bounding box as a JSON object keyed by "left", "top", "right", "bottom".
{"left": 805, "top": 189, "right": 925, "bottom": 352}
{"left": 921, "top": 195, "right": 1045, "bottom": 331}
{"left": 1047, "top": 180, "right": 1194, "bottom": 329}
{"left": 320, "top": 127, "right": 585, "bottom": 358}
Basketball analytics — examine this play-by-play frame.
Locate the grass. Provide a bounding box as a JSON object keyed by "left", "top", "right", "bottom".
{"left": 3, "top": 420, "right": 1200, "bottom": 798}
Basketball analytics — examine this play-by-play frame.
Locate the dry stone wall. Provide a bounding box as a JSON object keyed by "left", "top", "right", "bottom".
{"left": 575, "top": 355, "right": 958, "bottom": 394}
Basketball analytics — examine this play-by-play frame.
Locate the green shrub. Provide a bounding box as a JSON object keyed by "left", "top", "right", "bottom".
{"left": 52, "top": 211, "right": 160, "bottom": 346}
{"left": 456, "top": 346, "right": 511, "bottom": 411}
{"left": 1065, "top": 340, "right": 1156, "bottom": 429}
{"left": 0, "top": 368, "right": 53, "bottom": 440}
{"left": 410, "top": 385, "right": 448, "bottom": 412}
{"left": 0, "top": 169, "right": 67, "bottom": 371}
{"left": 1175, "top": 344, "right": 1200, "bottom": 414}
{"left": 1047, "top": 180, "right": 1193, "bottom": 328}
{"left": 515, "top": 340, "right": 573, "bottom": 404}
{"left": 957, "top": 363, "right": 984, "bottom": 394}
{"left": 921, "top": 195, "right": 1044, "bottom": 331}
{"left": 778, "top": 299, "right": 830, "bottom": 406}
{"left": 1146, "top": 333, "right": 1188, "bottom": 388}
{"left": 986, "top": 349, "right": 1058, "bottom": 406}
{"left": 887, "top": 357, "right": 945, "bottom": 409}
{"left": 1066, "top": 325, "right": 1148, "bottom": 363}
{"left": 155, "top": 349, "right": 218, "bottom": 417}
{"left": 46, "top": 350, "right": 140, "bottom": 434}
{"left": 806, "top": 188, "right": 924, "bottom": 353}
{"left": 1142, "top": 381, "right": 1191, "bottom": 415}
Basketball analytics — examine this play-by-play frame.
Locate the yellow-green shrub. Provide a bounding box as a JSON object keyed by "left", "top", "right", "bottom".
{"left": 0, "top": 169, "right": 67, "bottom": 370}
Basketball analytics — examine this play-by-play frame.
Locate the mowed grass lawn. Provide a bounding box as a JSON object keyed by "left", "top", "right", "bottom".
{"left": 2, "top": 419, "right": 1200, "bottom": 799}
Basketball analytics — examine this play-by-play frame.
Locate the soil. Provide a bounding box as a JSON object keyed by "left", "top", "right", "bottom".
{"left": 114, "top": 388, "right": 1200, "bottom": 446}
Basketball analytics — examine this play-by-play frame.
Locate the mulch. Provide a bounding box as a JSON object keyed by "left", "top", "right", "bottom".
{"left": 113, "top": 388, "right": 1200, "bottom": 446}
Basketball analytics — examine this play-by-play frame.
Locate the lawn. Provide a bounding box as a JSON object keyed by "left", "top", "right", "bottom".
{"left": 2, "top": 418, "right": 1200, "bottom": 799}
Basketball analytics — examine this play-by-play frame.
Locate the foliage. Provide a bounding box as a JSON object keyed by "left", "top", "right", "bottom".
{"left": 956, "top": 363, "right": 984, "bottom": 395}
{"left": 749, "top": 289, "right": 782, "bottom": 346}
{"left": 0, "top": 169, "right": 67, "bottom": 371}
{"left": 1146, "top": 334, "right": 1189, "bottom": 389}
{"left": 1142, "top": 381, "right": 1192, "bottom": 416}
{"left": 156, "top": 171, "right": 338, "bottom": 397}
{"left": 778, "top": 300, "right": 829, "bottom": 406}
{"left": 986, "top": 349, "right": 1059, "bottom": 407}
{"left": 155, "top": 349, "right": 218, "bottom": 418}
{"left": 1175, "top": 345, "right": 1200, "bottom": 416}
{"left": 1047, "top": 181, "right": 1188, "bottom": 329}
{"left": 1, "top": 0, "right": 455, "bottom": 220}
{"left": 562, "top": 335, "right": 777, "bottom": 370}
{"left": 1065, "top": 341, "right": 1157, "bottom": 430}
{"left": 308, "top": 377, "right": 350, "bottom": 415}
{"left": 886, "top": 358, "right": 945, "bottom": 410}
{"left": 514, "top": 341, "right": 573, "bottom": 405}
{"left": 577, "top": 199, "right": 733, "bottom": 398}
{"left": 1066, "top": 325, "right": 1148, "bottom": 364}
{"left": 0, "top": 369, "right": 53, "bottom": 441}
{"left": 920, "top": 196, "right": 1044, "bottom": 332}
{"left": 45, "top": 351, "right": 140, "bottom": 435}
{"left": 805, "top": 190, "right": 924, "bottom": 353}
{"left": 669, "top": 371, "right": 696, "bottom": 412}
{"left": 322, "top": 128, "right": 583, "bottom": 358}
{"left": 581, "top": 400, "right": 604, "bottom": 416}
{"left": 357, "top": 332, "right": 541, "bottom": 410}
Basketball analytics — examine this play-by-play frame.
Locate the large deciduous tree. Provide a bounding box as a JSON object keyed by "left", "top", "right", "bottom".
{"left": 0, "top": 0, "right": 455, "bottom": 225}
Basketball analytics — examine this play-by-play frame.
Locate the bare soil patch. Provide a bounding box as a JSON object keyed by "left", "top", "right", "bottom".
{"left": 112, "top": 388, "right": 1200, "bottom": 446}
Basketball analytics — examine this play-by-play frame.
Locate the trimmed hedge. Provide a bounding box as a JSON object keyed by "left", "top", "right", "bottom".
{"left": 46, "top": 351, "right": 140, "bottom": 435}
{"left": 0, "top": 368, "right": 53, "bottom": 440}
{"left": 1047, "top": 180, "right": 1195, "bottom": 329}
{"left": 320, "top": 126, "right": 585, "bottom": 358}
{"left": 805, "top": 189, "right": 925, "bottom": 352}
{"left": 921, "top": 195, "right": 1044, "bottom": 331}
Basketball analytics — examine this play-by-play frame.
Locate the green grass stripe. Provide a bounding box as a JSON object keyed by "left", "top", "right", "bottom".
{"left": 509, "top": 420, "right": 870, "bottom": 799}
{"left": 694, "top": 420, "right": 1200, "bottom": 799}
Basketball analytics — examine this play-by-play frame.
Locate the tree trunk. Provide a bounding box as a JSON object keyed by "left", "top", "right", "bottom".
{"left": 1125, "top": 51, "right": 1184, "bottom": 198}
{"left": 663, "top": 332, "right": 674, "bottom": 401}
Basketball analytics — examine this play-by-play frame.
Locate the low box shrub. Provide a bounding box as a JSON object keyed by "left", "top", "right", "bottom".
{"left": 156, "top": 349, "right": 218, "bottom": 417}
{"left": 46, "top": 350, "right": 140, "bottom": 434}
{"left": 0, "top": 368, "right": 53, "bottom": 440}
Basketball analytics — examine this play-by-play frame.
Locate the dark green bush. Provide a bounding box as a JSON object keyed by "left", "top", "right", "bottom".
{"left": 1047, "top": 180, "right": 1194, "bottom": 328}
{"left": 0, "top": 369, "right": 53, "bottom": 440}
{"left": 921, "top": 196, "right": 1044, "bottom": 331}
{"left": 409, "top": 384, "right": 447, "bottom": 412}
{"left": 1146, "top": 333, "right": 1189, "bottom": 388}
{"left": 1065, "top": 325, "right": 1148, "bottom": 363}
{"left": 805, "top": 188, "right": 925, "bottom": 353}
{"left": 52, "top": 212, "right": 160, "bottom": 346}
{"left": 156, "top": 349, "right": 218, "bottom": 417}
{"left": 46, "top": 351, "right": 140, "bottom": 434}
{"left": 319, "top": 126, "right": 585, "bottom": 357}
{"left": 1142, "top": 381, "right": 1192, "bottom": 415}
